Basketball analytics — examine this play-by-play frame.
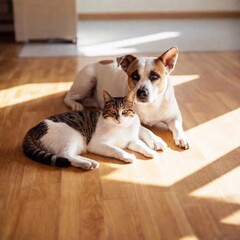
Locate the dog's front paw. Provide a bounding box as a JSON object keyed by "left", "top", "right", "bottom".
{"left": 121, "top": 153, "right": 136, "bottom": 163}
{"left": 174, "top": 134, "right": 190, "bottom": 150}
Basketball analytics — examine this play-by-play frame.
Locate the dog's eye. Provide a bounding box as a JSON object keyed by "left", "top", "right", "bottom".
{"left": 151, "top": 75, "right": 159, "bottom": 80}
{"left": 149, "top": 71, "right": 160, "bottom": 81}
{"left": 131, "top": 73, "right": 140, "bottom": 81}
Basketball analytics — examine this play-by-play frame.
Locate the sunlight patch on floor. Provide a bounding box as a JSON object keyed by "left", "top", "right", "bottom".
{"left": 221, "top": 210, "right": 240, "bottom": 226}
{"left": 101, "top": 158, "right": 173, "bottom": 187}
{"left": 78, "top": 47, "right": 137, "bottom": 57}
{"left": 171, "top": 75, "right": 199, "bottom": 86}
{"left": 77, "top": 32, "right": 180, "bottom": 56}
{"left": 186, "top": 108, "right": 240, "bottom": 161}
{"left": 0, "top": 82, "right": 71, "bottom": 108}
{"left": 179, "top": 236, "right": 199, "bottom": 240}
{"left": 189, "top": 166, "right": 240, "bottom": 204}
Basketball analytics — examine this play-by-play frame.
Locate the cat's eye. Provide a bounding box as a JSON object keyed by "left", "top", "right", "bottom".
{"left": 122, "top": 110, "right": 129, "bottom": 115}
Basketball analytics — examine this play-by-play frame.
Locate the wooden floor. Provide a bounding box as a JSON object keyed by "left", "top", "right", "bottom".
{"left": 0, "top": 44, "right": 240, "bottom": 240}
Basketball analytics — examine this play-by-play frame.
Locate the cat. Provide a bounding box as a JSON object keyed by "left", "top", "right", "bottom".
{"left": 23, "top": 91, "right": 156, "bottom": 170}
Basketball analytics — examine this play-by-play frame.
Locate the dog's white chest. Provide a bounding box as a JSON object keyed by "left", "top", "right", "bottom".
{"left": 134, "top": 94, "right": 172, "bottom": 126}
{"left": 134, "top": 104, "right": 161, "bottom": 126}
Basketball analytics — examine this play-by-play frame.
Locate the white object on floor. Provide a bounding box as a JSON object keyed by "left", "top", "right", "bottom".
{"left": 18, "top": 44, "right": 81, "bottom": 58}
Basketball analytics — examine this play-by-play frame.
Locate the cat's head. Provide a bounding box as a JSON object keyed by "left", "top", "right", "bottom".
{"left": 102, "top": 91, "right": 136, "bottom": 126}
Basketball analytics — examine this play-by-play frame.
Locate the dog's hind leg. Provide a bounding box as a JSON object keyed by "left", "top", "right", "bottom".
{"left": 64, "top": 63, "right": 97, "bottom": 111}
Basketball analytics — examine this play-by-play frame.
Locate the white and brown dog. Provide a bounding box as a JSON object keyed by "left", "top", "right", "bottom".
{"left": 64, "top": 47, "right": 189, "bottom": 150}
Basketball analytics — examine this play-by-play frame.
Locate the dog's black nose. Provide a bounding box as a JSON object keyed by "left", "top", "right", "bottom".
{"left": 137, "top": 88, "right": 149, "bottom": 99}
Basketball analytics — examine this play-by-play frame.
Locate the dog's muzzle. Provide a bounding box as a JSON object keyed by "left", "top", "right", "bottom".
{"left": 136, "top": 87, "right": 149, "bottom": 102}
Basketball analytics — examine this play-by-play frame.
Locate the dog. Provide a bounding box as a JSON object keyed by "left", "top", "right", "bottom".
{"left": 64, "top": 47, "right": 189, "bottom": 150}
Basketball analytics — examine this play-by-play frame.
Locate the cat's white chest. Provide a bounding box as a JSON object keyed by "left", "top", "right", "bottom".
{"left": 88, "top": 116, "right": 140, "bottom": 151}
{"left": 107, "top": 128, "right": 132, "bottom": 148}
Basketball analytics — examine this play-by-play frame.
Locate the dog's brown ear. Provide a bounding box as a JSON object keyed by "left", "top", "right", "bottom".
{"left": 116, "top": 55, "right": 136, "bottom": 72}
{"left": 158, "top": 47, "right": 178, "bottom": 72}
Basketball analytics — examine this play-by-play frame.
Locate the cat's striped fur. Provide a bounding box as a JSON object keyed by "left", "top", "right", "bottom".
{"left": 103, "top": 97, "right": 135, "bottom": 120}
{"left": 23, "top": 111, "right": 101, "bottom": 167}
{"left": 23, "top": 91, "right": 155, "bottom": 170}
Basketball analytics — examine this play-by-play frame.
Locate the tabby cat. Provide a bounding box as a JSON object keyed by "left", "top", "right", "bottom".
{"left": 23, "top": 91, "right": 155, "bottom": 170}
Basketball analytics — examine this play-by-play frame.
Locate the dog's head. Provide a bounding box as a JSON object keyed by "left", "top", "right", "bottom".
{"left": 117, "top": 47, "right": 178, "bottom": 104}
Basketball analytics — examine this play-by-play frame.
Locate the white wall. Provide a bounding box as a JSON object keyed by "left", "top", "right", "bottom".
{"left": 77, "top": 0, "right": 240, "bottom": 13}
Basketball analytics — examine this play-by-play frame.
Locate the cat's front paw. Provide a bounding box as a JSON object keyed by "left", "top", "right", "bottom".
{"left": 77, "top": 160, "right": 99, "bottom": 170}
{"left": 143, "top": 149, "right": 156, "bottom": 158}
{"left": 140, "top": 127, "right": 167, "bottom": 151}
{"left": 146, "top": 134, "right": 167, "bottom": 151}
{"left": 121, "top": 153, "right": 136, "bottom": 163}
{"left": 89, "top": 160, "right": 100, "bottom": 169}
{"left": 153, "top": 135, "right": 168, "bottom": 151}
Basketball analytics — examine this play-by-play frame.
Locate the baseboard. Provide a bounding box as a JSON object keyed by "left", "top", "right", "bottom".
{"left": 78, "top": 11, "right": 240, "bottom": 20}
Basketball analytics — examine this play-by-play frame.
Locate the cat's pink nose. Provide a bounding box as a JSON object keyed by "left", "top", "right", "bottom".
{"left": 116, "top": 116, "right": 121, "bottom": 124}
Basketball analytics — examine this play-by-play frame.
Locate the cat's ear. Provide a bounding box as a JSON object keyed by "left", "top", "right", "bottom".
{"left": 103, "top": 90, "right": 113, "bottom": 103}
{"left": 124, "top": 91, "right": 135, "bottom": 103}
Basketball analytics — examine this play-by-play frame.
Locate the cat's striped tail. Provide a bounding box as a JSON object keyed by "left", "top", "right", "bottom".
{"left": 23, "top": 122, "right": 71, "bottom": 167}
